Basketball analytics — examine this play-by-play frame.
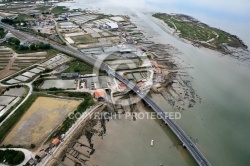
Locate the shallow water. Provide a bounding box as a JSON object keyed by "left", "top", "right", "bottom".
{"left": 134, "top": 13, "right": 250, "bottom": 165}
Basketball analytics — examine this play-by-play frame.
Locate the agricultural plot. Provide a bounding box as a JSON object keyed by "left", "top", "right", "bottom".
{"left": 5, "top": 66, "right": 45, "bottom": 84}
{"left": 110, "top": 16, "right": 125, "bottom": 22}
{"left": 29, "top": 67, "right": 44, "bottom": 74}
{"left": 0, "top": 46, "right": 47, "bottom": 79}
{"left": 0, "top": 87, "right": 25, "bottom": 117}
{"left": 69, "top": 14, "right": 97, "bottom": 24}
{"left": 101, "top": 32, "right": 112, "bottom": 37}
{"left": 92, "top": 18, "right": 114, "bottom": 26}
{"left": 65, "top": 37, "right": 75, "bottom": 44}
{"left": 71, "top": 35, "right": 97, "bottom": 44}
{"left": 2, "top": 97, "right": 82, "bottom": 146}
{"left": 133, "top": 72, "right": 143, "bottom": 81}
{"left": 59, "top": 22, "right": 78, "bottom": 29}
{"left": 22, "top": 71, "right": 36, "bottom": 78}
{"left": 91, "top": 33, "right": 101, "bottom": 38}
{"left": 64, "top": 32, "right": 86, "bottom": 37}
{"left": 80, "top": 47, "right": 103, "bottom": 54}
{"left": 0, "top": 96, "right": 15, "bottom": 105}
{"left": 41, "top": 54, "right": 69, "bottom": 69}
{"left": 53, "top": 65, "right": 69, "bottom": 74}
{"left": 41, "top": 79, "right": 77, "bottom": 89}
{"left": 6, "top": 79, "right": 20, "bottom": 84}
{"left": 105, "top": 59, "right": 140, "bottom": 70}
{"left": 14, "top": 75, "right": 30, "bottom": 82}
{"left": 125, "top": 71, "right": 149, "bottom": 82}
{"left": 83, "top": 28, "right": 95, "bottom": 34}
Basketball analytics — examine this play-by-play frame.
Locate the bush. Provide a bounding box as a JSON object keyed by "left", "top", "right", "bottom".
{"left": 30, "top": 144, "right": 36, "bottom": 149}
{"left": 7, "top": 37, "right": 20, "bottom": 46}
{"left": 0, "top": 149, "right": 25, "bottom": 165}
{"left": 0, "top": 28, "right": 5, "bottom": 38}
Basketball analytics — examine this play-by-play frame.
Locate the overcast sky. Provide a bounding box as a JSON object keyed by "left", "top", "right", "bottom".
{"left": 106, "top": 0, "right": 250, "bottom": 20}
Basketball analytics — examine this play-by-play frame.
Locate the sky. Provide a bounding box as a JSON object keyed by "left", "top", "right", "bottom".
{"left": 105, "top": 0, "right": 250, "bottom": 20}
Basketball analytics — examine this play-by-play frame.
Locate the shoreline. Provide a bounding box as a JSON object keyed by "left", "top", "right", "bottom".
{"left": 151, "top": 13, "right": 249, "bottom": 55}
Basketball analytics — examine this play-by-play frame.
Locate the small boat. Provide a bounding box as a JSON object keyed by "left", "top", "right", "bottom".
{"left": 151, "top": 139, "right": 154, "bottom": 146}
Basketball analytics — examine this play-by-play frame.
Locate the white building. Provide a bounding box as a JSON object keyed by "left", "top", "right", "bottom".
{"left": 105, "top": 22, "right": 119, "bottom": 30}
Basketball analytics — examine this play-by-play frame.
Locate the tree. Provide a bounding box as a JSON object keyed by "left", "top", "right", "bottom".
{"left": 11, "top": 151, "right": 25, "bottom": 165}
{"left": 30, "top": 144, "right": 36, "bottom": 149}
{"left": 43, "top": 44, "right": 51, "bottom": 49}
{"left": 29, "top": 43, "right": 37, "bottom": 50}
{"left": 0, "top": 28, "right": 5, "bottom": 38}
{"left": 74, "top": 67, "right": 80, "bottom": 72}
{"left": 8, "top": 37, "right": 20, "bottom": 46}
{"left": 18, "top": 45, "right": 28, "bottom": 51}
{"left": 0, "top": 150, "right": 25, "bottom": 165}
{"left": 37, "top": 42, "right": 44, "bottom": 49}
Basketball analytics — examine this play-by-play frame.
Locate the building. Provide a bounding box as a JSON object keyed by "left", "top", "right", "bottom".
{"left": 105, "top": 22, "right": 119, "bottom": 30}
{"left": 94, "top": 89, "right": 106, "bottom": 101}
{"left": 119, "top": 83, "right": 127, "bottom": 90}
{"left": 61, "top": 73, "right": 79, "bottom": 79}
{"left": 51, "top": 137, "right": 60, "bottom": 147}
{"left": 36, "top": 150, "right": 47, "bottom": 160}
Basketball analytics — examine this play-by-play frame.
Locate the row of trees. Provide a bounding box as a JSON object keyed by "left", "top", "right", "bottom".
{"left": 1, "top": 18, "right": 27, "bottom": 26}
{"left": 30, "top": 42, "right": 51, "bottom": 50}
{"left": 0, "top": 28, "right": 6, "bottom": 38}
{"left": 6, "top": 37, "right": 51, "bottom": 51}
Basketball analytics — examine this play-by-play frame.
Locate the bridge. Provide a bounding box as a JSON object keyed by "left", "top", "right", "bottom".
{"left": 0, "top": 22, "right": 211, "bottom": 166}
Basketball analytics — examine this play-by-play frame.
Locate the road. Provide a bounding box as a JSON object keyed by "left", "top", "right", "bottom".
{"left": 0, "top": 22, "right": 211, "bottom": 166}
{"left": 38, "top": 103, "right": 105, "bottom": 166}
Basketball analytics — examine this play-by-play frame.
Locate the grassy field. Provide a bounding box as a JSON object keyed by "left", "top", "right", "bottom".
{"left": 71, "top": 35, "right": 97, "bottom": 44}
{"left": 47, "top": 92, "right": 95, "bottom": 138}
{"left": 153, "top": 13, "right": 247, "bottom": 51}
{"left": 35, "top": 6, "right": 51, "bottom": 11}
{"left": 15, "top": 14, "right": 34, "bottom": 21}
{"left": 2, "top": 96, "right": 81, "bottom": 146}
{"left": 51, "top": 6, "right": 69, "bottom": 15}
{"left": 63, "top": 60, "right": 93, "bottom": 74}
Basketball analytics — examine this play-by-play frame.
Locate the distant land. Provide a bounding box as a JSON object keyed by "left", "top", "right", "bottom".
{"left": 153, "top": 13, "right": 248, "bottom": 53}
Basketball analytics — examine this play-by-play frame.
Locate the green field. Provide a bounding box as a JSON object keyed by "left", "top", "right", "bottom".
{"left": 153, "top": 13, "right": 247, "bottom": 51}
{"left": 63, "top": 60, "right": 93, "bottom": 74}
{"left": 71, "top": 34, "right": 97, "bottom": 44}
{"left": 15, "top": 14, "right": 34, "bottom": 21}
{"left": 35, "top": 6, "right": 51, "bottom": 11}
{"left": 51, "top": 6, "right": 69, "bottom": 15}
